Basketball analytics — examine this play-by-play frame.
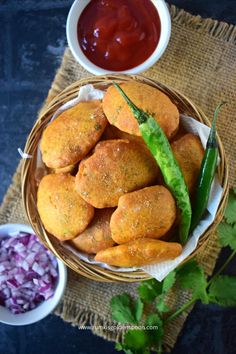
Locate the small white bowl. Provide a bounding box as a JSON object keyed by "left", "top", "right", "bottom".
{"left": 0, "top": 224, "right": 67, "bottom": 326}
{"left": 66, "top": 0, "right": 171, "bottom": 75}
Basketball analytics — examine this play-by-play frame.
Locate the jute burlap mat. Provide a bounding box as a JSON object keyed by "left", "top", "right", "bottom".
{"left": 1, "top": 5, "right": 236, "bottom": 352}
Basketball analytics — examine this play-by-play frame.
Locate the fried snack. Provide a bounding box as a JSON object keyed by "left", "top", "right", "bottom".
{"left": 169, "top": 122, "right": 187, "bottom": 142}
{"left": 103, "top": 82, "right": 179, "bottom": 139}
{"left": 71, "top": 208, "right": 115, "bottom": 254}
{"left": 37, "top": 174, "right": 94, "bottom": 241}
{"left": 100, "top": 126, "right": 160, "bottom": 177}
{"left": 95, "top": 239, "right": 182, "bottom": 267}
{"left": 40, "top": 100, "right": 107, "bottom": 169}
{"left": 171, "top": 133, "right": 204, "bottom": 194}
{"left": 50, "top": 164, "right": 76, "bottom": 174}
{"left": 110, "top": 185, "right": 176, "bottom": 244}
{"left": 101, "top": 126, "right": 162, "bottom": 182}
{"left": 101, "top": 124, "right": 144, "bottom": 145}
{"left": 76, "top": 139, "right": 160, "bottom": 208}
{"left": 160, "top": 220, "right": 179, "bottom": 242}
{"left": 100, "top": 124, "right": 118, "bottom": 140}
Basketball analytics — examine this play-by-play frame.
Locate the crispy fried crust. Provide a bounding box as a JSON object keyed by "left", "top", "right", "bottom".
{"left": 101, "top": 126, "right": 160, "bottom": 176}
{"left": 76, "top": 139, "right": 160, "bottom": 208}
{"left": 94, "top": 239, "right": 182, "bottom": 267}
{"left": 37, "top": 174, "right": 94, "bottom": 241}
{"left": 71, "top": 208, "right": 115, "bottom": 254}
{"left": 50, "top": 164, "right": 76, "bottom": 174}
{"left": 171, "top": 133, "right": 204, "bottom": 194}
{"left": 103, "top": 82, "right": 179, "bottom": 138}
{"left": 101, "top": 124, "right": 145, "bottom": 145}
{"left": 110, "top": 185, "right": 176, "bottom": 244}
{"left": 41, "top": 101, "right": 107, "bottom": 169}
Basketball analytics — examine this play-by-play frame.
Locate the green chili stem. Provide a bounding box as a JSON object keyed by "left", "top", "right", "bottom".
{"left": 165, "top": 298, "right": 196, "bottom": 323}
{"left": 208, "top": 102, "right": 226, "bottom": 145}
{"left": 156, "top": 341, "right": 163, "bottom": 354}
{"left": 113, "top": 82, "right": 147, "bottom": 124}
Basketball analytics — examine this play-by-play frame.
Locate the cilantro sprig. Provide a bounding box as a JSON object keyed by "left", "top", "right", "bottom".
{"left": 110, "top": 294, "right": 143, "bottom": 324}
{"left": 218, "top": 188, "right": 236, "bottom": 250}
{"left": 110, "top": 188, "right": 236, "bottom": 354}
{"left": 176, "top": 259, "right": 208, "bottom": 303}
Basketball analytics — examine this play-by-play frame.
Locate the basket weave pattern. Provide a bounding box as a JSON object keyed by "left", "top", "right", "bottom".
{"left": 21, "top": 75, "right": 229, "bottom": 282}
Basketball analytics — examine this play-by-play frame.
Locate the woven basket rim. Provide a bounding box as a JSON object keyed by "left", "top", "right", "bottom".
{"left": 21, "top": 74, "right": 229, "bottom": 282}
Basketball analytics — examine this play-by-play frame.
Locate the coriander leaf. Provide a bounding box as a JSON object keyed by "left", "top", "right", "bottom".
{"left": 117, "top": 346, "right": 134, "bottom": 354}
{"left": 224, "top": 189, "right": 236, "bottom": 225}
{"left": 208, "top": 275, "right": 236, "bottom": 307}
{"left": 176, "top": 259, "right": 208, "bottom": 304}
{"left": 110, "top": 294, "right": 137, "bottom": 324}
{"left": 156, "top": 296, "right": 170, "bottom": 313}
{"left": 138, "top": 283, "right": 156, "bottom": 303}
{"left": 134, "top": 298, "right": 144, "bottom": 322}
{"left": 138, "top": 278, "right": 162, "bottom": 303}
{"left": 123, "top": 348, "right": 134, "bottom": 354}
{"left": 218, "top": 222, "right": 236, "bottom": 251}
{"left": 162, "top": 270, "right": 176, "bottom": 293}
{"left": 145, "top": 313, "right": 163, "bottom": 347}
{"left": 145, "top": 313, "right": 161, "bottom": 327}
{"left": 124, "top": 330, "right": 151, "bottom": 351}
{"left": 115, "top": 342, "right": 124, "bottom": 351}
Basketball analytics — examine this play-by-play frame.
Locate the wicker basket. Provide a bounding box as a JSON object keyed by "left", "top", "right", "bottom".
{"left": 21, "top": 74, "right": 229, "bottom": 282}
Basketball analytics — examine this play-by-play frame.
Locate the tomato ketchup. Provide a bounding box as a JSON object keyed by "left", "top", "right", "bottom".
{"left": 77, "top": 0, "right": 161, "bottom": 71}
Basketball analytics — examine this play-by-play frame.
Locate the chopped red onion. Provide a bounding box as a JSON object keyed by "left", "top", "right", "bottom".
{"left": 0, "top": 232, "right": 58, "bottom": 314}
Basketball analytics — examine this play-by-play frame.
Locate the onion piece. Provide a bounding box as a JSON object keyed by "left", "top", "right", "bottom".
{"left": 0, "top": 232, "right": 58, "bottom": 314}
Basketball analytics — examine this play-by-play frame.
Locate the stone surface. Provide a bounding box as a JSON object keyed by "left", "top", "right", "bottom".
{"left": 170, "top": 0, "right": 236, "bottom": 24}
{"left": 0, "top": 315, "right": 118, "bottom": 354}
{"left": 11, "top": 9, "right": 67, "bottom": 81}
{"left": 0, "top": 16, "right": 6, "bottom": 80}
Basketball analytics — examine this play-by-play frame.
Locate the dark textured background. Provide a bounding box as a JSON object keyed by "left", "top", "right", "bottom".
{"left": 0, "top": 1, "right": 236, "bottom": 353}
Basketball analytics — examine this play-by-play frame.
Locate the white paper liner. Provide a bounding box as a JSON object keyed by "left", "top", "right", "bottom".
{"left": 27, "top": 84, "right": 223, "bottom": 281}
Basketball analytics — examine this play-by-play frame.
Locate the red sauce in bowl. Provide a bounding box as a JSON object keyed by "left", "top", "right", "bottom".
{"left": 77, "top": 0, "right": 161, "bottom": 71}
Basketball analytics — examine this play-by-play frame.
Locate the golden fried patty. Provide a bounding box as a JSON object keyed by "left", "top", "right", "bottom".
{"left": 110, "top": 185, "right": 176, "bottom": 244}
{"left": 76, "top": 139, "right": 160, "bottom": 208}
{"left": 171, "top": 133, "right": 204, "bottom": 194}
{"left": 95, "top": 239, "right": 182, "bottom": 267}
{"left": 103, "top": 82, "right": 179, "bottom": 138}
{"left": 71, "top": 208, "right": 115, "bottom": 254}
{"left": 50, "top": 164, "right": 76, "bottom": 174}
{"left": 41, "top": 100, "right": 107, "bottom": 169}
{"left": 37, "top": 174, "right": 94, "bottom": 241}
{"left": 101, "top": 124, "right": 145, "bottom": 145}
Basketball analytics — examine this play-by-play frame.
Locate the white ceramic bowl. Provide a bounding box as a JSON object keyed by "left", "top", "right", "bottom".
{"left": 0, "top": 224, "right": 67, "bottom": 326}
{"left": 66, "top": 0, "right": 171, "bottom": 75}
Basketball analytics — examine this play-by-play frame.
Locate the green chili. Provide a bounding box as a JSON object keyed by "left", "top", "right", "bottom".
{"left": 113, "top": 82, "right": 191, "bottom": 245}
{"left": 191, "top": 102, "right": 226, "bottom": 231}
